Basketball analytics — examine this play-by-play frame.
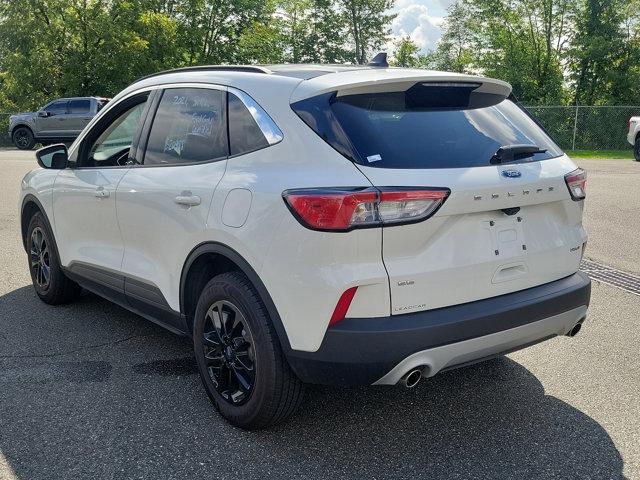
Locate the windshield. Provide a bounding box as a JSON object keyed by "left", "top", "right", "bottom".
{"left": 293, "top": 88, "right": 563, "bottom": 169}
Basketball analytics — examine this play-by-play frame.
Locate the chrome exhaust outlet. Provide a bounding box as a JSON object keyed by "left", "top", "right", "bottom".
{"left": 399, "top": 368, "right": 423, "bottom": 388}
{"left": 566, "top": 320, "right": 584, "bottom": 337}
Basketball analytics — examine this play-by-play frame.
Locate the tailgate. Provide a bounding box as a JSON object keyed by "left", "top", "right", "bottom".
{"left": 359, "top": 157, "right": 586, "bottom": 314}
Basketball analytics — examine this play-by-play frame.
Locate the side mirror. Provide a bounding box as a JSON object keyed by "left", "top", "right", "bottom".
{"left": 37, "top": 111, "right": 50, "bottom": 118}
{"left": 36, "top": 144, "right": 68, "bottom": 169}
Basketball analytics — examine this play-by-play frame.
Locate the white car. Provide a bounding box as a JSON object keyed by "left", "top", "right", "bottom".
{"left": 627, "top": 116, "right": 640, "bottom": 160}
{"left": 20, "top": 62, "right": 591, "bottom": 429}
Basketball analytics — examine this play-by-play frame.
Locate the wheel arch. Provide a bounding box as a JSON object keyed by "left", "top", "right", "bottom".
{"left": 180, "top": 242, "right": 292, "bottom": 351}
{"left": 21, "top": 195, "right": 60, "bottom": 259}
{"left": 11, "top": 123, "right": 35, "bottom": 137}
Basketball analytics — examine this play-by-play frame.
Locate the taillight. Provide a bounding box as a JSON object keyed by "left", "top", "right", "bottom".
{"left": 564, "top": 168, "right": 587, "bottom": 201}
{"left": 283, "top": 187, "right": 450, "bottom": 231}
{"left": 377, "top": 188, "right": 449, "bottom": 225}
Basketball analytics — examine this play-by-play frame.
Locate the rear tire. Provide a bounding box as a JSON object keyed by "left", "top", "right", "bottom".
{"left": 26, "top": 213, "right": 81, "bottom": 304}
{"left": 635, "top": 137, "right": 640, "bottom": 161}
{"left": 13, "top": 127, "right": 35, "bottom": 150}
{"left": 193, "top": 272, "right": 304, "bottom": 430}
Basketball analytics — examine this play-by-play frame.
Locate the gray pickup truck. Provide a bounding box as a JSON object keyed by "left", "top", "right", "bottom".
{"left": 9, "top": 97, "right": 109, "bottom": 150}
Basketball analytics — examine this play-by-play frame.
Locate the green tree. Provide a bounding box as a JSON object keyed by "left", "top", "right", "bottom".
{"left": 174, "top": 0, "right": 273, "bottom": 65}
{"left": 338, "top": 0, "right": 395, "bottom": 64}
{"left": 0, "top": 0, "right": 398, "bottom": 112}
{"left": 275, "top": 0, "right": 366, "bottom": 64}
{"left": 428, "top": 1, "right": 476, "bottom": 73}
{"left": 277, "top": 0, "right": 315, "bottom": 63}
{"left": 0, "top": 0, "right": 276, "bottom": 111}
{"left": 307, "top": 0, "right": 353, "bottom": 62}
{"left": 431, "top": 0, "right": 640, "bottom": 105}
{"left": 236, "top": 20, "right": 285, "bottom": 64}
{"left": 567, "top": 0, "right": 639, "bottom": 104}
{"left": 0, "top": 0, "right": 169, "bottom": 110}
{"left": 432, "top": 0, "right": 570, "bottom": 103}
{"left": 392, "top": 36, "right": 420, "bottom": 67}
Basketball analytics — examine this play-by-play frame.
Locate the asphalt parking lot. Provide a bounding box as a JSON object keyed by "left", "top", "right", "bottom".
{"left": 0, "top": 150, "right": 638, "bottom": 479}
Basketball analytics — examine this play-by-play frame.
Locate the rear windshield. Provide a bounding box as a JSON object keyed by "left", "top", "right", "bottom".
{"left": 292, "top": 87, "right": 563, "bottom": 169}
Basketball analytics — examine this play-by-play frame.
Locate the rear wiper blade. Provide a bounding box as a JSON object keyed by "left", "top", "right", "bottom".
{"left": 490, "top": 144, "right": 547, "bottom": 164}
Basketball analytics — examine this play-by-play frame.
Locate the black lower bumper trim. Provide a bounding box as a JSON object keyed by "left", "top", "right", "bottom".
{"left": 286, "top": 272, "right": 591, "bottom": 385}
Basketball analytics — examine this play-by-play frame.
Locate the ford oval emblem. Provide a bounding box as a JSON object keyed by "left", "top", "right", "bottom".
{"left": 501, "top": 170, "right": 522, "bottom": 178}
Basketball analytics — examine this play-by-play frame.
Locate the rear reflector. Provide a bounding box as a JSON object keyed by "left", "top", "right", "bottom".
{"left": 564, "top": 168, "right": 587, "bottom": 201}
{"left": 328, "top": 286, "right": 358, "bottom": 328}
{"left": 283, "top": 187, "right": 450, "bottom": 231}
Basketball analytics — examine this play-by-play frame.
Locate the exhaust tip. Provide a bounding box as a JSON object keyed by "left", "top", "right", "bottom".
{"left": 566, "top": 321, "right": 583, "bottom": 337}
{"left": 400, "top": 369, "right": 423, "bottom": 388}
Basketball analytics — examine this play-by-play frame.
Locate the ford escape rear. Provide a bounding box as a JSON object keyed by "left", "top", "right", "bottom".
{"left": 21, "top": 63, "right": 590, "bottom": 429}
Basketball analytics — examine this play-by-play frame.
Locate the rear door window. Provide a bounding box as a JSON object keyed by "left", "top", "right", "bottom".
{"left": 68, "top": 99, "right": 91, "bottom": 114}
{"left": 144, "top": 88, "right": 227, "bottom": 165}
{"left": 293, "top": 85, "right": 563, "bottom": 169}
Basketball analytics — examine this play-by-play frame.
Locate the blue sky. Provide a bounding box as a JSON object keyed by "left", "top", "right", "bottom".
{"left": 388, "top": 0, "right": 456, "bottom": 53}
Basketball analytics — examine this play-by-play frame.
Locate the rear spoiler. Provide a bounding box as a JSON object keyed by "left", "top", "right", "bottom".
{"left": 290, "top": 69, "right": 512, "bottom": 106}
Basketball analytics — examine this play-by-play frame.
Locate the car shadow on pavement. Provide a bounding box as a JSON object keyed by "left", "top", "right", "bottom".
{"left": 279, "top": 362, "right": 626, "bottom": 478}
{"left": 0, "top": 286, "right": 626, "bottom": 479}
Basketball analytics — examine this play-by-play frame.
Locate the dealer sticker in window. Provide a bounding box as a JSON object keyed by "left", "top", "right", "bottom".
{"left": 367, "top": 154, "right": 382, "bottom": 163}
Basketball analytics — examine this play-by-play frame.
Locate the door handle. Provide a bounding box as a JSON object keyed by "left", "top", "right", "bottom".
{"left": 174, "top": 192, "right": 201, "bottom": 207}
{"left": 94, "top": 188, "right": 110, "bottom": 199}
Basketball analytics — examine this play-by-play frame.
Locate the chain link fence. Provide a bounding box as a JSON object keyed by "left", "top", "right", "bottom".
{"left": 525, "top": 105, "right": 640, "bottom": 151}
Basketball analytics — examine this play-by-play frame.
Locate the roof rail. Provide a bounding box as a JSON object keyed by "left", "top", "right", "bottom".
{"left": 135, "top": 65, "right": 271, "bottom": 83}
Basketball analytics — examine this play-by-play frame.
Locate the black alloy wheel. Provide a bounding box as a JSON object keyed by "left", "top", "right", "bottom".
{"left": 13, "top": 127, "right": 35, "bottom": 150}
{"left": 202, "top": 300, "right": 257, "bottom": 405}
{"left": 193, "top": 272, "right": 304, "bottom": 429}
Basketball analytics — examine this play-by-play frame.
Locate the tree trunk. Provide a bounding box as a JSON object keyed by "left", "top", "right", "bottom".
{"left": 347, "top": 0, "right": 362, "bottom": 64}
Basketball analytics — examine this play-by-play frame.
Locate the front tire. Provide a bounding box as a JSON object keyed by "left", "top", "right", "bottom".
{"left": 635, "top": 137, "right": 640, "bottom": 161}
{"left": 12, "top": 127, "right": 35, "bottom": 150}
{"left": 26, "top": 213, "right": 81, "bottom": 304}
{"left": 193, "top": 272, "right": 304, "bottom": 430}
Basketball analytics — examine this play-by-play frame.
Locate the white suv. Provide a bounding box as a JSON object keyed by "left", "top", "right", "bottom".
{"left": 20, "top": 63, "right": 591, "bottom": 429}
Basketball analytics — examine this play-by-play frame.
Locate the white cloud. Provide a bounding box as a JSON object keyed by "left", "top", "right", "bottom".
{"left": 387, "top": 2, "right": 445, "bottom": 54}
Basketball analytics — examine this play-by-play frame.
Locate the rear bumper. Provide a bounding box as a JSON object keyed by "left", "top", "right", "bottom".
{"left": 286, "top": 272, "right": 591, "bottom": 385}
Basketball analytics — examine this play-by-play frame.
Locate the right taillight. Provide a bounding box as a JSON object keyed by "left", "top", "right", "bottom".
{"left": 283, "top": 187, "right": 450, "bottom": 232}
{"left": 564, "top": 168, "right": 587, "bottom": 201}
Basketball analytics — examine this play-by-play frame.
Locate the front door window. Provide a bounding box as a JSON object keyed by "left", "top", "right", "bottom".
{"left": 82, "top": 97, "right": 147, "bottom": 167}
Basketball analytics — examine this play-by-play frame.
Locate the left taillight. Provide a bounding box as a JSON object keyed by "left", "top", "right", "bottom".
{"left": 282, "top": 187, "right": 450, "bottom": 232}
{"left": 564, "top": 168, "right": 587, "bottom": 201}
